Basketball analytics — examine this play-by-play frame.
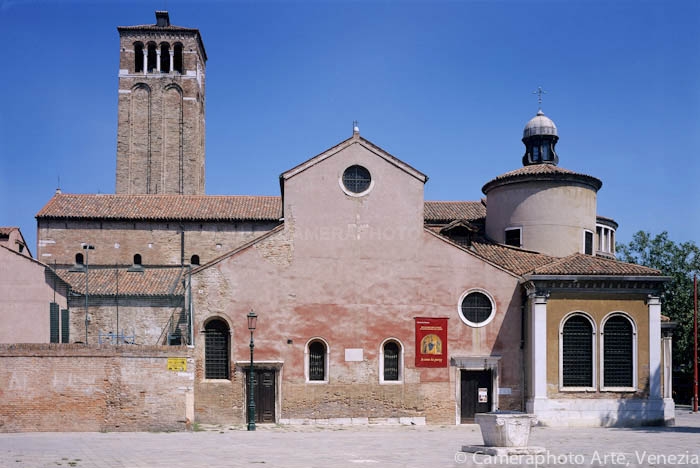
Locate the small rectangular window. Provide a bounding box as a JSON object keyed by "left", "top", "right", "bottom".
{"left": 49, "top": 302, "right": 59, "bottom": 343}
{"left": 584, "top": 230, "right": 593, "bottom": 255}
{"left": 505, "top": 228, "right": 521, "bottom": 247}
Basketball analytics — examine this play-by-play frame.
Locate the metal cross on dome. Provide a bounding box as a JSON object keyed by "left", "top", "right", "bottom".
{"left": 532, "top": 86, "right": 547, "bottom": 110}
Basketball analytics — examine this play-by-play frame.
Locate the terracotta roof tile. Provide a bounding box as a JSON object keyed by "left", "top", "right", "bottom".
{"left": 36, "top": 194, "right": 283, "bottom": 221}
{"left": 431, "top": 230, "right": 660, "bottom": 277}
{"left": 37, "top": 194, "right": 490, "bottom": 224}
{"left": 56, "top": 267, "right": 185, "bottom": 296}
{"left": 423, "top": 201, "right": 486, "bottom": 223}
{"left": 527, "top": 253, "right": 661, "bottom": 276}
{"left": 469, "top": 241, "right": 557, "bottom": 275}
{"left": 482, "top": 164, "right": 602, "bottom": 193}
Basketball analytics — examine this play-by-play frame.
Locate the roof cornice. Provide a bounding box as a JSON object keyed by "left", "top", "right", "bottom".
{"left": 482, "top": 167, "right": 602, "bottom": 194}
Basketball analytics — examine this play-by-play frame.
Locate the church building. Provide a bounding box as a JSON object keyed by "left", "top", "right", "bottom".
{"left": 33, "top": 12, "right": 675, "bottom": 427}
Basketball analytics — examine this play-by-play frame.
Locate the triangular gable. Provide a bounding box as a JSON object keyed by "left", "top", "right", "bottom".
{"left": 0, "top": 227, "right": 32, "bottom": 258}
{"left": 280, "top": 133, "right": 428, "bottom": 183}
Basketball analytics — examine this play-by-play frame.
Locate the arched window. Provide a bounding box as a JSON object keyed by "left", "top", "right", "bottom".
{"left": 602, "top": 314, "right": 635, "bottom": 389}
{"left": 75, "top": 253, "right": 84, "bottom": 265}
{"left": 380, "top": 339, "right": 403, "bottom": 383}
{"left": 204, "top": 319, "right": 230, "bottom": 379}
{"left": 160, "top": 43, "right": 170, "bottom": 73}
{"left": 173, "top": 43, "right": 183, "bottom": 74}
{"left": 190, "top": 254, "right": 200, "bottom": 265}
{"left": 133, "top": 254, "right": 142, "bottom": 265}
{"left": 147, "top": 43, "right": 157, "bottom": 72}
{"left": 561, "top": 314, "right": 595, "bottom": 388}
{"left": 306, "top": 339, "right": 328, "bottom": 382}
{"left": 134, "top": 42, "right": 144, "bottom": 73}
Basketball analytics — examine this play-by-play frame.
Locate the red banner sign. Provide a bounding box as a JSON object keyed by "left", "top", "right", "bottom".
{"left": 415, "top": 317, "right": 448, "bottom": 368}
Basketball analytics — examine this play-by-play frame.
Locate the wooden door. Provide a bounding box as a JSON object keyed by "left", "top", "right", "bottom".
{"left": 460, "top": 369, "right": 492, "bottom": 423}
{"left": 247, "top": 369, "right": 276, "bottom": 423}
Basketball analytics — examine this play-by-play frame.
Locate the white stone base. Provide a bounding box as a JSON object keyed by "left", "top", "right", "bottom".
{"left": 462, "top": 445, "right": 546, "bottom": 456}
{"left": 278, "top": 416, "right": 426, "bottom": 426}
{"left": 526, "top": 398, "right": 675, "bottom": 427}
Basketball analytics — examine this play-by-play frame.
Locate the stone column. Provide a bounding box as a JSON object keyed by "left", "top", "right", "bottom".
{"left": 170, "top": 50, "right": 174, "bottom": 74}
{"left": 527, "top": 293, "right": 548, "bottom": 414}
{"left": 156, "top": 49, "right": 161, "bottom": 73}
{"left": 142, "top": 52, "right": 147, "bottom": 75}
{"left": 647, "top": 295, "right": 662, "bottom": 399}
{"left": 662, "top": 334, "right": 672, "bottom": 399}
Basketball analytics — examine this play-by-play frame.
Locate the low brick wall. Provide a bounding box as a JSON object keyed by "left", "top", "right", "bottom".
{"left": 0, "top": 344, "right": 194, "bottom": 432}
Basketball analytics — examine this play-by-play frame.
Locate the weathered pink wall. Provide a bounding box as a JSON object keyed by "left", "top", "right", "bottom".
{"left": 192, "top": 139, "right": 524, "bottom": 423}
{"left": 0, "top": 246, "right": 67, "bottom": 343}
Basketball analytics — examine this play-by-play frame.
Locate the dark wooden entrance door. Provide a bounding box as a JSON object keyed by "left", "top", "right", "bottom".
{"left": 460, "top": 369, "right": 492, "bottom": 423}
{"left": 246, "top": 369, "right": 276, "bottom": 423}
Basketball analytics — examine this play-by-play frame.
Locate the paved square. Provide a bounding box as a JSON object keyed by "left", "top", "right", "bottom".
{"left": 1, "top": 409, "right": 698, "bottom": 468}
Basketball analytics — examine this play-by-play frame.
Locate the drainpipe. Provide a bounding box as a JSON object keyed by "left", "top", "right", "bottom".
{"left": 521, "top": 290, "right": 527, "bottom": 413}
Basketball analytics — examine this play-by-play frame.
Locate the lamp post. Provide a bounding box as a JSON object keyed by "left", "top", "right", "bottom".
{"left": 247, "top": 310, "right": 258, "bottom": 431}
{"left": 82, "top": 243, "right": 95, "bottom": 344}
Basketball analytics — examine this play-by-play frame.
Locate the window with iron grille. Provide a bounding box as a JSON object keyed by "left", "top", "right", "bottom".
{"left": 342, "top": 165, "right": 371, "bottom": 194}
{"left": 603, "top": 316, "right": 634, "bottom": 388}
{"left": 460, "top": 292, "right": 493, "bottom": 326}
{"left": 383, "top": 341, "right": 400, "bottom": 381}
{"left": 204, "top": 319, "right": 229, "bottom": 379}
{"left": 308, "top": 341, "right": 326, "bottom": 381}
{"left": 562, "top": 315, "right": 593, "bottom": 387}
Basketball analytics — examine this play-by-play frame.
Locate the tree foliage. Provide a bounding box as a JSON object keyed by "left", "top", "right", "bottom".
{"left": 617, "top": 231, "right": 700, "bottom": 372}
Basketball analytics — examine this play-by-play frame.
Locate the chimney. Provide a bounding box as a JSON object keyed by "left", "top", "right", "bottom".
{"left": 155, "top": 11, "right": 170, "bottom": 27}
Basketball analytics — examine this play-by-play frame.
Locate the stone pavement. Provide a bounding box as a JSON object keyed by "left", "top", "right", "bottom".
{"left": 1, "top": 408, "right": 699, "bottom": 468}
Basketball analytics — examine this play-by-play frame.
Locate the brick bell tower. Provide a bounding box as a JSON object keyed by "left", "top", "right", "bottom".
{"left": 115, "top": 11, "right": 206, "bottom": 195}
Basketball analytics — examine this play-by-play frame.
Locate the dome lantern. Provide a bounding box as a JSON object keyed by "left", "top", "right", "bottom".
{"left": 522, "top": 109, "right": 559, "bottom": 166}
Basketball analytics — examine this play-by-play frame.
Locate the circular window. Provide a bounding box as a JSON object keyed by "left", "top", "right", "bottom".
{"left": 458, "top": 290, "right": 496, "bottom": 327}
{"left": 342, "top": 165, "right": 372, "bottom": 194}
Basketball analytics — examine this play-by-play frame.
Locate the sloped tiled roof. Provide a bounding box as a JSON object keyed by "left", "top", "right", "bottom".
{"left": 37, "top": 194, "right": 490, "bottom": 224}
{"left": 527, "top": 253, "right": 662, "bottom": 276}
{"left": 423, "top": 201, "right": 486, "bottom": 223}
{"left": 430, "top": 230, "right": 660, "bottom": 277}
{"left": 56, "top": 267, "right": 185, "bottom": 296}
{"left": 482, "top": 164, "right": 602, "bottom": 193}
{"left": 470, "top": 241, "right": 557, "bottom": 276}
{"left": 37, "top": 194, "right": 282, "bottom": 221}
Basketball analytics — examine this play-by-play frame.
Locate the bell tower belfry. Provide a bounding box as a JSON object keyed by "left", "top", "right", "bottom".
{"left": 115, "top": 11, "right": 207, "bottom": 195}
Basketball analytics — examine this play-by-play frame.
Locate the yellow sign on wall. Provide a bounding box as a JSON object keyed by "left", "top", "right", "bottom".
{"left": 167, "top": 358, "right": 187, "bottom": 371}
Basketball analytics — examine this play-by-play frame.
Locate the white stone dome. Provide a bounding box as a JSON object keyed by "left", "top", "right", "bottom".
{"left": 523, "top": 110, "right": 558, "bottom": 138}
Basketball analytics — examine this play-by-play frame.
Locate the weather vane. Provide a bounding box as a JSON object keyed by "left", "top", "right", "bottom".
{"left": 532, "top": 86, "right": 547, "bottom": 111}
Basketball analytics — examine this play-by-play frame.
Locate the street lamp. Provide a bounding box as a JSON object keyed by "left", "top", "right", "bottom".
{"left": 82, "top": 243, "right": 95, "bottom": 344}
{"left": 247, "top": 310, "right": 258, "bottom": 431}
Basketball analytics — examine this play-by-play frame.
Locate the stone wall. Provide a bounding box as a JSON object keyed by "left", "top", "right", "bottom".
{"left": 0, "top": 344, "right": 194, "bottom": 432}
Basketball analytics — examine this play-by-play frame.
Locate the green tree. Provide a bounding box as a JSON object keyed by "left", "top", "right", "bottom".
{"left": 617, "top": 231, "right": 700, "bottom": 378}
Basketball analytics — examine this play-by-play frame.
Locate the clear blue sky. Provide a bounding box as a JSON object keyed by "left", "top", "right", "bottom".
{"left": 1, "top": 0, "right": 698, "bottom": 256}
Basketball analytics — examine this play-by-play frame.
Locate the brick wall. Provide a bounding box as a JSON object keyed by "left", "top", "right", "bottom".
{"left": 68, "top": 299, "right": 184, "bottom": 346}
{"left": 116, "top": 29, "right": 206, "bottom": 195}
{"left": 0, "top": 344, "right": 194, "bottom": 432}
{"left": 37, "top": 219, "right": 277, "bottom": 266}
